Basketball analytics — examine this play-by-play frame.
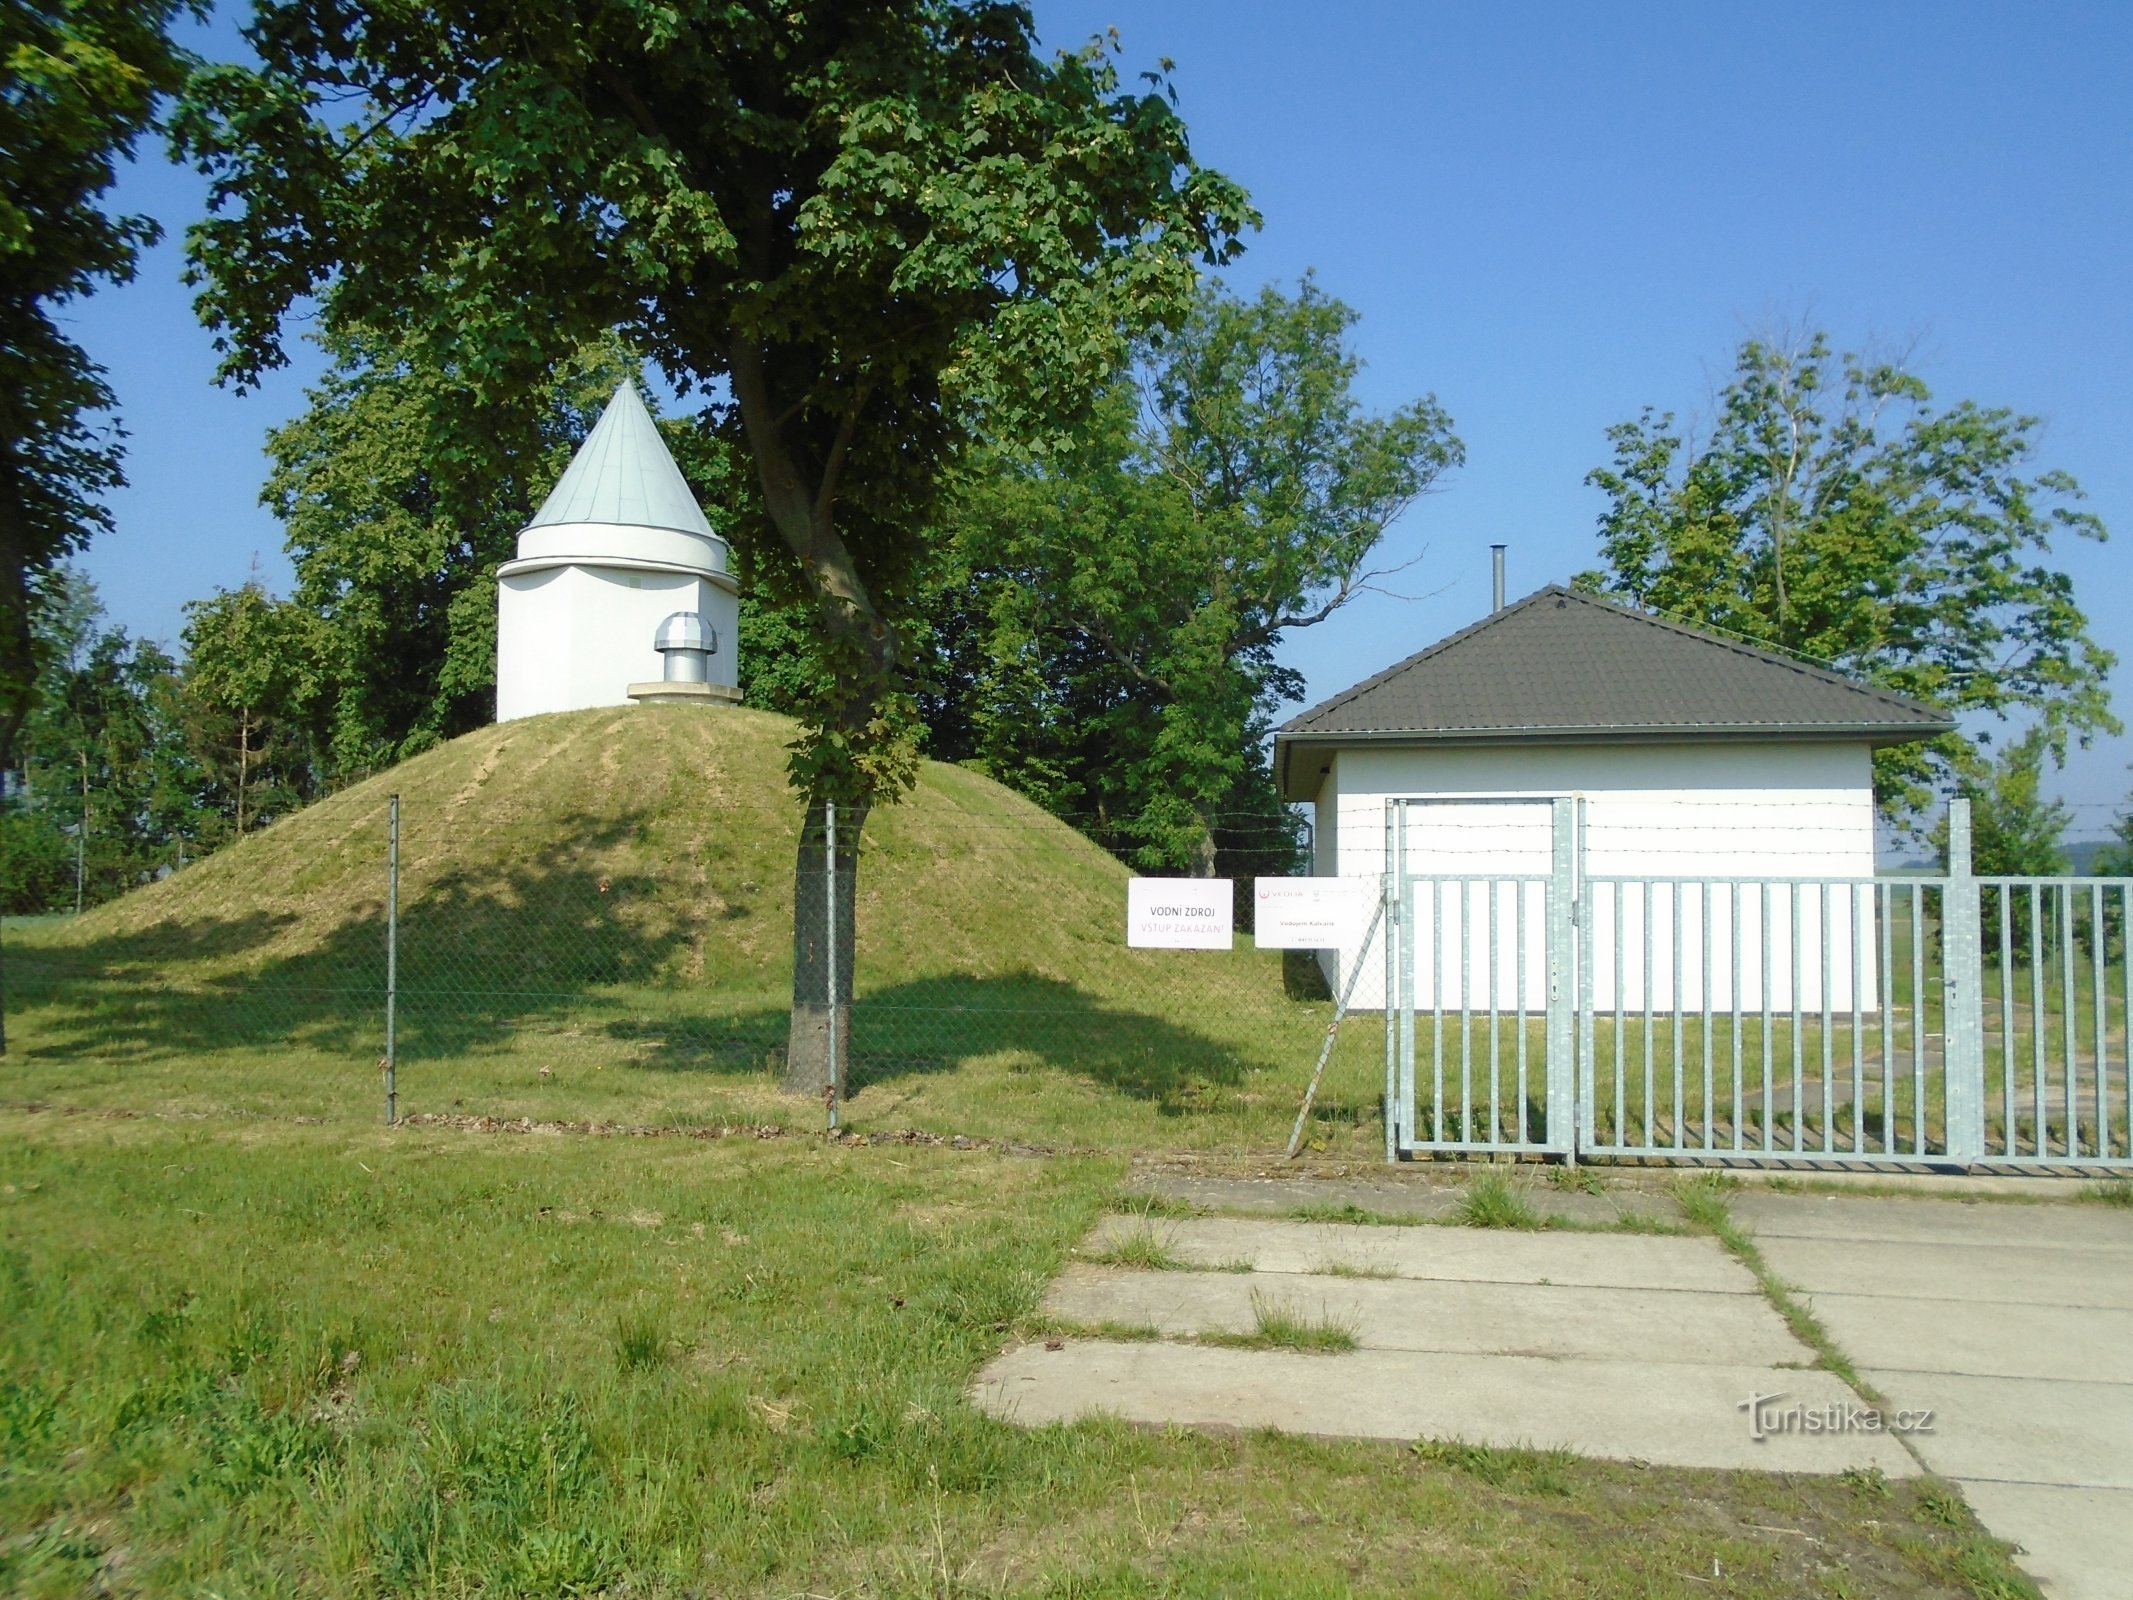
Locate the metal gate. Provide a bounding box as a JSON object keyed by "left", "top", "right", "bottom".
{"left": 1390, "top": 798, "right": 2133, "bottom": 1171}
{"left": 1389, "top": 797, "right": 1578, "bottom": 1157}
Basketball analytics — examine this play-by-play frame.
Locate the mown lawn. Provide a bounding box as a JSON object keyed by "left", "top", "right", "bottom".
{"left": 0, "top": 1109, "right": 2038, "bottom": 1599}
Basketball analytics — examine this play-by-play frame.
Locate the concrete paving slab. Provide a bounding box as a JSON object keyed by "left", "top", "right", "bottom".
{"left": 1860, "top": 1370, "right": 2133, "bottom": 1490}
{"left": 1087, "top": 1215, "right": 1753, "bottom": 1294}
{"left": 1954, "top": 1482, "right": 2133, "bottom": 1600}
{"left": 1754, "top": 1235, "right": 2133, "bottom": 1310}
{"left": 1043, "top": 1265, "right": 1811, "bottom": 1366}
{"left": 1804, "top": 1294, "right": 2133, "bottom": 1384}
{"left": 1125, "top": 1172, "right": 1675, "bottom": 1229}
{"left": 1732, "top": 1192, "right": 2133, "bottom": 1251}
{"left": 974, "top": 1339, "right": 1917, "bottom": 1475}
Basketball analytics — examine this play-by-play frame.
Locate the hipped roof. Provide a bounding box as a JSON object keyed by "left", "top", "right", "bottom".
{"left": 525, "top": 383, "right": 716, "bottom": 540}
{"left": 1274, "top": 585, "right": 1954, "bottom": 800}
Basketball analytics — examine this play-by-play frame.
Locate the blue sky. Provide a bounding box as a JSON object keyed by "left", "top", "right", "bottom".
{"left": 65, "top": 1, "right": 2133, "bottom": 833}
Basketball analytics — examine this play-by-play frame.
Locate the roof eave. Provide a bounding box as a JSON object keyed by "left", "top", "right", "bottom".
{"left": 1273, "top": 721, "right": 1956, "bottom": 801}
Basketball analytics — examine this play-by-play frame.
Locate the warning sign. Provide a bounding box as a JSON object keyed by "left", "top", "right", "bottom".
{"left": 1126, "top": 878, "right": 1234, "bottom": 949}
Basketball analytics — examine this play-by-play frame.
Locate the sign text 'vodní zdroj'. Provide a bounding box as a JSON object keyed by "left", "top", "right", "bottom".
{"left": 1251, "top": 877, "right": 1374, "bottom": 950}
{"left": 1126, "top": 878, "right": 1234, "bottom": 949}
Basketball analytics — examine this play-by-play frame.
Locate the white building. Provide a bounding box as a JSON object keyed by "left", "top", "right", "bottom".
{"left": 1273, "top": 586, "right": 1953, "bottom": 1011}
{"left": 495, "top": 383, "right": 739, "bottom": 721}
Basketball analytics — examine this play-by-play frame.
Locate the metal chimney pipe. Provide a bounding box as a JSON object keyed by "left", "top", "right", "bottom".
{"left": 1491, "top": 545, "right": 1507, "bottom": 611}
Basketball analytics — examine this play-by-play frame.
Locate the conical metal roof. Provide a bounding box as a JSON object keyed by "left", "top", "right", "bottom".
{"left": 525, "top": 383, "right": 714, "bottom": 538}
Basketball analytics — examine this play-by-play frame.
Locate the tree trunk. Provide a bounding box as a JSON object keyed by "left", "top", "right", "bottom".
{"left": 236, "top": 705, "right": 252, "bottom": 836}
{"left": 783, "top": 796, "right": 866, "bottom": 1096}
{"left": 1190, "top": 824, "right": 1218, "bottom": 879}
{"left": 0, "top": 767, "right": 8, "bottom": 1055}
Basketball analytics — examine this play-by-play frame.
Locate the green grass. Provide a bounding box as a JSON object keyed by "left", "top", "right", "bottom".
{"left": 1084, "top": 1225, "right": 1185, "bottom": 1271}
{"left": 1291, "top": 1200, "right": 1413, "bottom": 1226}
{"left": 3, "top": 706, "right": 1392, "bottom": 1161}
{"left": 1310, "top": 1259, "right": 1398, "bottom": 1280}
{"left": 0, "top": 1109, "right": 2049, "bottom": 1596}
{"left": 1202, "top": 1290, "right": 1360, "bottom": 1353}
{"left": 1411, "top": 1438, "right": 1577, "bottom": 1497}
{"left": 1453, "top": 1173, "right": 1548, "bottom": 1230}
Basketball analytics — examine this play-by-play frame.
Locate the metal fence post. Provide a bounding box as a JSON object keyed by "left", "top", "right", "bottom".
{"left": 385, "top": 793, "right": 399, "bottom": 1126}
{"left": 825, "top": 796, "right": 839, "bottom": 1133}
{"left": 1547, "top": 797, "right": 1578, "bottom": 1161}
{"left": 1942, "top": 797, "right": 1985, "bottom": 1164}
{"left": 1382, "top": 801, "right": 1399, "bottom": 1163}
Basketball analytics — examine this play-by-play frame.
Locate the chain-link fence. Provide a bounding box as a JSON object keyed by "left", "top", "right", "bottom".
{"left": 2, "top": 784, "right": 1389, "bottom": 1155}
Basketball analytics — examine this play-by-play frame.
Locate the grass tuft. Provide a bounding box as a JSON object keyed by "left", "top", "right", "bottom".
{"left": 1086, "top": 1225, "right": 1184, "bottom": 1271}
{"left": 1311, "top": 1260, "right": 1397, "bottom": 1280}
{"left": 1411, "top": 1436, "right": 1577, "bottom": 1498}
{"left": 1108, "top": 1190, "right": 1201, "bottom": 1219}
{"left": 612, "top": 1313, "right": 669, "bottom": 1371}
{"left": 2081, "top": 1179, "right": 2133, "bottom": 1209}
{"left": 1291, "top": 1201, "right": 1404, "bottom": 1226}
{"left": 1453, "top": 1174, "right": 1546, "bottom": 1230}
{"left": 1245, "top": 1290, "right": 1360, "bottom": 1353}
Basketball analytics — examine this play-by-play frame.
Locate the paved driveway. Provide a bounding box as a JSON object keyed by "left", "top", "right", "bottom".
{"left": 976, "top": 1211, "right": 1915, "bottom": 1476}
{"left": 1734, "top": 1191, "right": 2133, "bottom": 1600}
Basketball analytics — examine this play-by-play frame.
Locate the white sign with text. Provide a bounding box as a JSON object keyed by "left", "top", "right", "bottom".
{"left": 1252, "top": 876, "right": 1374, "bottom": 949}
{"left": 1126, "top": 878, "right": 1234, "bottom": 949}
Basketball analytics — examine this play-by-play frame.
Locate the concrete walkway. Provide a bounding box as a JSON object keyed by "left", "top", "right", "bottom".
{"left": 1734, "top": 1191, "right": 2133, "bottom": 1600}
{"left": 974, "top": 1212, "right": 1915, "bottom": 1476}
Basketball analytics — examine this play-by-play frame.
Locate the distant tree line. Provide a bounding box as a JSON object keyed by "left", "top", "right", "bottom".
{"left": 0, "top": 567, "right": 320, "bottom": 912}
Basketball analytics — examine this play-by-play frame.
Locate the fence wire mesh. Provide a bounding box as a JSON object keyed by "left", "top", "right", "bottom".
{"left": 2, "top": 792, "right": 1388, "bottom": 1155}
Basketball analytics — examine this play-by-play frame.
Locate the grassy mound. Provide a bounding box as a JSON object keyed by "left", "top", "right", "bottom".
{"left": 6, "top": 708, "right": 1383, "bottom": 1151}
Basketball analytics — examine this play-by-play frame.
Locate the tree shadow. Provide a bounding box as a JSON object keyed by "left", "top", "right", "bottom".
{"left": 842, "top": 972, "right": 1262, "bottom": 1107}
{"left": 7, "top": 823, "right": 1282, "bottom": 1113}
{"left": 5, "top": 813, "right": 722, "bottom": 1064}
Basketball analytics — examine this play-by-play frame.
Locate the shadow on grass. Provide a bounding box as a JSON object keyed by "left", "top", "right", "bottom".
{"left": 4, "top": 814, "right": 727, "bottom": 1064}
{"left": 6, "top": 831, "right": 1291, "bottom": 1113}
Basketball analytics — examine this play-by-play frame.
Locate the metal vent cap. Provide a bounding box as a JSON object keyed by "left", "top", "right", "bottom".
{"left": 654, "top": 611, "right": 716, "bottom": 654}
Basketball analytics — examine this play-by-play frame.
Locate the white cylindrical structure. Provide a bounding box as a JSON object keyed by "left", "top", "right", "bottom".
{"left": 496, "top": 384, "right": 739, "bottom": 721}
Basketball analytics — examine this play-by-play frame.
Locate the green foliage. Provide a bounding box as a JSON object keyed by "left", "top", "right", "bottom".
{"left": 2094, "top": 795, "right": 2133, "bottom": 881}
{"left": 1578, "top": 330, "right": 2118, "bottom": 819}
{"left": 943, "top": 276, "right": 1462, "bottom": 874}
{"left": 2, "top": 570, "right": 206, "bottom": 912}
{"left": 0, "top": 0, "right": 200, "bottom": 766}
{"left": 1940, "top": 729, "right": 2070, "bottom": 878}
{"left": 179, "top": 578, "right": 323, "bottom": 836}
{"left": 179, "top": 0, "right": 1253, "bottom": 809}
{"left": 260, "top": 330, "right": 652, "bottom": 773}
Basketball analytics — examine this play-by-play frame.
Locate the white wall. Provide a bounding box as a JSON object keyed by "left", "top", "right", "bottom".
{"left": 496, "top": 562, "right": 740, "bottom": 721}
{"left": 1311, "top": 741, "right": 1881, "bottom": 1013}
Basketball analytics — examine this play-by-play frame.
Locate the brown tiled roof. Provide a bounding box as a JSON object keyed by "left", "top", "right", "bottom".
{"left": 1274, "top": 586, "right": 1953, "bottom": 798}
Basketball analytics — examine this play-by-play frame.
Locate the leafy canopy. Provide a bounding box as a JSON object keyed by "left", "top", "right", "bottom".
{"left": 938, "top": 275, "right": 1463, "bottom": 873}
{"left": 178, "top": 0, "right": 1253, "bottom": 804}
{"left": 1577, "top": 331, "right": 2118, "bottom": 817}
{"left": 0, "top": 0, "right": 201, "bottom": 765}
